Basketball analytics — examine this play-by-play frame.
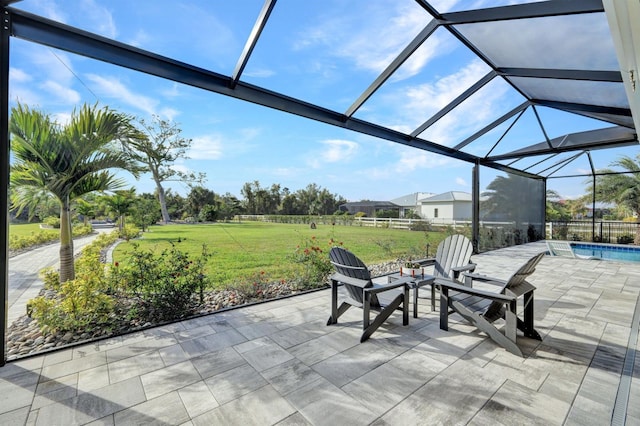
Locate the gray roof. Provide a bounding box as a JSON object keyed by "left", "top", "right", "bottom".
{"left": 390, "top": 192, "right": 435, "bottom": 206}
{"left": 421, "top": 191, "right": 471, "bottom": 203}
{"left": 341, "top": 201, "right": 399, "bottom": 208}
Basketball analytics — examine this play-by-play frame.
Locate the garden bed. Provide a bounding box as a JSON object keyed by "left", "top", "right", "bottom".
{"left": 6, "top": 259, "right": 403, "bottom": 360}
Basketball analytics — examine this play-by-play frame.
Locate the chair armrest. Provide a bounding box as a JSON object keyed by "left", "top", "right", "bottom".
{"left": 413, "top": 257, "right": 436, "bottom": 266}
{"left": 451, "top": 263, "right": 476, "bottom": 274}
{"left": 366, "top": 277, "right": 412, "bottom": 295}
{"left": 462, "top": 272, "right": 506, "bottom": 287}
{"left": 435, "top": 278, "right": 515, "bottom": 303}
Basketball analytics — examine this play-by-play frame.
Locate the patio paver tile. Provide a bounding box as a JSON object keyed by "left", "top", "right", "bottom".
{"left": 192, "top": 385, "right": 295, "bottom": 426}
{"left": 285, "top": 377, "right": 377, "bottom": 426}
{"left": 261, "top": 358, "right": 324, "bottom": 396}
{"left": 0, "top": 406, "right": 30, "bottom": 426}
{"left": 140, "top": 360, "right": 201, "bottom": 400}
{"left": 276, "top": 412, "right": 313, "bottom": 425}
{"left": 113, "top": 391, "right": 189, "bottom": 425}
{"left": 105, "top": 335, "right": 177, "bottom": 363}
{"left": 204, "top": 363, "right": 267, "bottom": 405}
{"left": 173, "top": 324, "right": 216, "bottom": 343}
{"left": 85, "top": 414, "right": 115, "bottom": 425}
{"left": 236, "top": 337, "right": 295, "bottom": 372}
{"left": 107, "top": 350, "right": 164, "bottom": 384}
{"left": 341, "top": 362, "right": 426, "bottom": 418}
{"left": 190, "top": 346, "right": 246, "bottom": 379}
{"left": 158, "top": 343, "right": 191, "bottom": 366}
{"left": 77, "top": 364, "right": 110, "bottom": 393}
{"left": 177, "top": 380, "right": 219, "bottom": 419}
{"left": 40, "top": 351, "right": 106, "bottom": 381}
{"left": 477, "top": 378, "right": 570, "bottom": 425}
{"left": 35, "top": 376, "right": 145, "bottom": 425}
{"left": 3, "top": 379, "right": 31, "bottom": 417}
{"left": 179, "top": 329, "right": 247, "bottom": 358}
{"left": 32, "top": 372, "right": 78, "bottom": 410}
{"left": 311, "top": 343, "right": 398, "bottom": 387}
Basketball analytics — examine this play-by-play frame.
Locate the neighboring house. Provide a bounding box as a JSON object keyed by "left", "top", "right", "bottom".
{"left": 339, "top": 201, "right": 400, "bottom": 217}
{"left": 583, "top": 202, "right": 614, "bottom": 219}
{"left": 390, "top": 192, "right": 435, "bottom": 218}
{"left": 418, "top": 191, "right": 472, "bottom": 222}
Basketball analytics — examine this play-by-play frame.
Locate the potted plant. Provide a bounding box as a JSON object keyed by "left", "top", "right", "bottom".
{"left": 401, "top": 261, "right": 424, "bottom": 277}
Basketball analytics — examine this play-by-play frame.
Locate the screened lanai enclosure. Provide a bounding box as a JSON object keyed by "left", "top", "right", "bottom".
{"left": 0, "top": 0, "right": 639, "bottom": 363}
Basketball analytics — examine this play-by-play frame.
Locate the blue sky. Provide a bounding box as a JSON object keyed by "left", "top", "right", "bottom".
{"left": 8, "top": 0, "right": 639, "bottom": 202}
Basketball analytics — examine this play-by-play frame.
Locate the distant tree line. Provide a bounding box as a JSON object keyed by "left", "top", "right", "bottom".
{"left": 12, "top": 180, "right": 348, "bottom": 226}
{"left": 240, "top": 181, "right": 346, "bottom": 216}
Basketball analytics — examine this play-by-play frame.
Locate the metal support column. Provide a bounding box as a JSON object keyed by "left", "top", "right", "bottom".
{"left": 0, "top": 7, "right": 10, "bottom": 367}
{"left": 542, "top": 178, "right": 547, "bottom": 240}
{"left": 592, "top": 175, "right": 596, "bottom": 242}
{"left": 472, "top": 162, "right": 480, "bottom": 253}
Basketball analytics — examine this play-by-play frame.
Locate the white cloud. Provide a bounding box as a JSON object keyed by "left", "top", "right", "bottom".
{"left": 294, "top": 1, "right": 434, "bottom": 78}
{"left": 30, "top": 0, "right": 67, "bottom": 23}
{"left": 80, "top": 0, "right": 117, "bottom": 38}
{"left": 128, "top": 30, "right": 152, "bottom": 49}
{"left": 161, "top": 83, "right": 181, "bottom": 99}
{"left": 9, "top": 68, "right": 41, "bottom": 106}
{"left": 10, "top": 49, "right": 82, "bottom": 106}
{"left": 158, "top": 107, "right": 180, "bottom": 121}
{"left": 189, "top": 135, "right": 224, "bottom": 160}
{"left": 321, "top": 139, "right": 359, "bottom": 162}
{"left": 41, "top": 81, "right": 81, "bottom": 105}
{"left": 85, "top": 74, "right": 159, "bottom": 115}
{"left": 394, "top": 148, "right": 452, "bottom": 172}
{"left": 27, "top": 47, "right": 76, "bottom": 87}
{"left": 51, "top": 112, "right": 72, "bottom": 126}
{"left": 456, "top": 177, "right": 468, "bottom": 187}
{"left": 9, "top": 68, "right": 32, "bottom": 84}
{"left": 404, "top": 59, "right": 491, "bottom": 125}
{"left": 307, "top": 139, "right": 359, "bottom": 168}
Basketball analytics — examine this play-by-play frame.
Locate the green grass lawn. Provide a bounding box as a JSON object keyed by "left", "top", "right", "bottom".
{"left": 112, "top": 222, "right": 448, "bottom": 287}
{"left": 10, "top": 223, "right": 57, "bottom": 238}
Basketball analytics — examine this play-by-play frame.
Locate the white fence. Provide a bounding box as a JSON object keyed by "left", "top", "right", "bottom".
{"left": 354, "top": 217, "right": 471, "bottom": 230}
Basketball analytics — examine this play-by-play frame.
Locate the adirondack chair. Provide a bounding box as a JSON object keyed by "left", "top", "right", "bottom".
{"left": 413, "top": 234, "right": 476, "bottom": 313}
{"left": 437, "top": 252, "right": 545, "bottom": 357}
{"left": 546, "top": 240, "right": 576, "bottom": 257}
{"left": 327, "top": 247, "right": 413, "bottom": 342}
{"left": 546, "top": 240, "right": 596, "bottom": 259}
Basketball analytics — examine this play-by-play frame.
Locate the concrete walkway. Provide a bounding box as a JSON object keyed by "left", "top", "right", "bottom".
{"left": 8, "top": 228, "right": 114, "bottom": 327}
{"left": 1, "top": 242, "right": 639, "bottom": 425}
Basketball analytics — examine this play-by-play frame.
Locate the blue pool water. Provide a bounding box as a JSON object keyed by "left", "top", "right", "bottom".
{"left": 571, "top": 243, "right": 640, "bottom": 262}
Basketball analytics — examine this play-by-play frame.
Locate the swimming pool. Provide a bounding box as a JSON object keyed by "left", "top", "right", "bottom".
{"left": 571, "top": 243, "right": 640, "bottom": 263}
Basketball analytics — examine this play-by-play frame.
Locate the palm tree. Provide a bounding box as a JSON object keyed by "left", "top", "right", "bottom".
{"left": 10, "top": 103, "right": 141, "bottom": 282}
{"left": 101, "top": 188, "right": 136, "bottom": 232}
{"left": 591, "top": 154, "right": 640, "bottom": 243}
{"left": 75, "top": 198, "right": 96, "bottom": 225}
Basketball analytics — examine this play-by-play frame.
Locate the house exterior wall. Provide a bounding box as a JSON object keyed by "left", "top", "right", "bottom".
{"left": 420, "top": 201, "right": 471, "bottom": 221}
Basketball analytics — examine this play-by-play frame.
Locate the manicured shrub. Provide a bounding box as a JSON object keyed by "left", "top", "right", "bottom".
{"left": 29, "top": 246, "right": 114, "bottom": 334}
{"left": 43, "top": 216, "right": 61, "bottom": 228}
{"left": 114, "top": 243, "right": 211, "bottom": 321}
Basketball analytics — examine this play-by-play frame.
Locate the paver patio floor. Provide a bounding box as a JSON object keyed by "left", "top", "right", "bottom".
{"left": 1, "top": 242, "right": 639, "bottom": 425}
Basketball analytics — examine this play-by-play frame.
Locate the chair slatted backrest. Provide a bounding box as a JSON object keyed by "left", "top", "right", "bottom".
{"left": 434, "top": 234, "right": 474, "bottom": 279}
{"left": 329, "top": 247, "right": 379, "bottom": 306}
{"left": 546, "top": 241, "right": 576, "bottom": 258}
{"left": 483, "top": 252, "right": 545, "bottom": 322}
